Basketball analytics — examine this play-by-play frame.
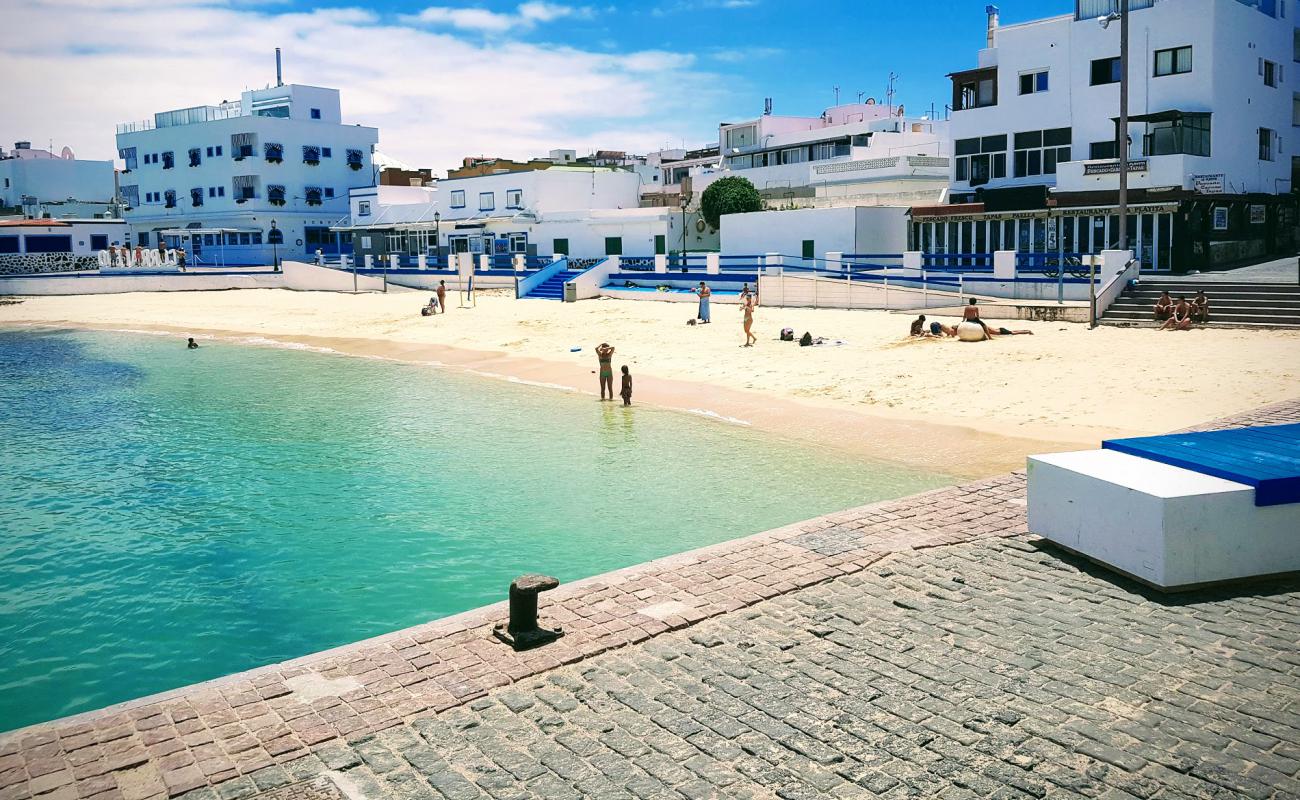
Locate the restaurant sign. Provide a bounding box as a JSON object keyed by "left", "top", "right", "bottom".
{"left": 1082, "top": 159, "right": 1149, "bottom": 176}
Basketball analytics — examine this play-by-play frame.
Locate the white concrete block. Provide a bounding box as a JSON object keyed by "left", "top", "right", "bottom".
{"left": 654, "top": 254, "right": 668, "bottom": 273}
{"left": 1028, "top": 449, "right": 1300, "bottom": 590}
{"left": 706, "top": 253, "right": 720, "bottom": 274}
{"left": 993, "top": 250, "right": 1017, "bottom": 280}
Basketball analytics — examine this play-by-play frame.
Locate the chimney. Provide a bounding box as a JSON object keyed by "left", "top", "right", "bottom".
{"left": 275, "top": 47, "right": 283, "bottom": 87}
{"left": 985, "top": 5, "right": 999, "bottom": 48}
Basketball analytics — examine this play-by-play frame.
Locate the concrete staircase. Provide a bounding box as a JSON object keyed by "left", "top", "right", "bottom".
{"left": 1102, "top": 278, "right": 1300, "bottom": 329}
{"left": 521, "top": 270, "right": 581, "bottom": 300}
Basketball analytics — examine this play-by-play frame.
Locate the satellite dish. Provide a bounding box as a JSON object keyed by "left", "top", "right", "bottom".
{"left": 60, "top": 147, "right": 75, "bottom": 160}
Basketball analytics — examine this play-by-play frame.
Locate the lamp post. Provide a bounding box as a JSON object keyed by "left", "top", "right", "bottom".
{"left": 679, "top": 193, "right": 691, "bottom": 270}
{"left": 270, "top": 219, "right": 279, "bottom": 271}
{"left": 1101, "top": 2, "right": 1130, "bottom": 256}
{"left": 434, "top": 211, "right": 441, "bottom": 268}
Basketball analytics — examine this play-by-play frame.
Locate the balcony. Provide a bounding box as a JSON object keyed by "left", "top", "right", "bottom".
{"left": 1075, "top": 0, "right": 1154, "bottom": 20}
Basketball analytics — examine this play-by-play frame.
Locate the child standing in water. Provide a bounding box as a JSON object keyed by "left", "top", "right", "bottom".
{"left": 620, "top": 365, "right": 633, "bottom": 406}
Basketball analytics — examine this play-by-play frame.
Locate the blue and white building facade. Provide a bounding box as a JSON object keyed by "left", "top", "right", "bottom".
{"left": 114, "top": 84, "right": 378, "bottom": 265}
{"left": 912, "top": 0, "right": 1298, "bottom": 272}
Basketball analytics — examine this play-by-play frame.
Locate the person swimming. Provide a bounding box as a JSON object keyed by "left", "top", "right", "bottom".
{"left": 186, "top": 337, "right": 199, "bottom": 349}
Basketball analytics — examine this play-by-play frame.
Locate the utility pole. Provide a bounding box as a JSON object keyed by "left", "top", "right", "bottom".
{"left": 1118, "top": 0, "right": 1130, "bottom": 257}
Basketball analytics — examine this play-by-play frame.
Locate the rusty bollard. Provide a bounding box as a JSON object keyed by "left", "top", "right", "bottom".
{"left": 492, "top": 574, "right": 564, "bottom": 651}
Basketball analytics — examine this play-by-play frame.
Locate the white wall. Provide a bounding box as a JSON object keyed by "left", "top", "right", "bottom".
{"left": 0, "top": 221, "right": 127, "bottom": 254}
{"left": 437, "top": 169, "right": 640, "bottom": 221}
{"left": 0, "top": 157, "right": 116, "bottom": 206}
{"left": 720, "top": 206, "right": 908, "bottom": 257}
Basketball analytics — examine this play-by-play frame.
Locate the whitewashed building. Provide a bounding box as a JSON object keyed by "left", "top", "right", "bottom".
{"left": 0, "top": 142, "right": 116, "bottom": 218}
{"left": 690, "top": 102, "right": 950, "bottom": 208}
{"left": 912, "top": 0, "right": 1297, "bottom": 271}
{"left": 114, "top": 83, "right": 378, "bottom": 266}
{"left": 341, "top": 167, "right": 687, "bottom": 261}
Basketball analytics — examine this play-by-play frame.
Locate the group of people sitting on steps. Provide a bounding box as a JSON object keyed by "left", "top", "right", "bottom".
{"left": 1153, "top": 290, "right": 1209, "bottom": 330}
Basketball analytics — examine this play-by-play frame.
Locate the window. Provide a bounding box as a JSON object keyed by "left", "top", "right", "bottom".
{"left": 90, "top": 234, "right": 108, "bottom": 250}
{"left": 1294, "top": 92, "right": 1300, "bottom": 126}
{"left": 1263, "top": 59, "right": 1282, "bottom": 87}
{"left": 310, "top": 108, "right": 321, "bottom": 119}
{"left": 604, "top": 237, "right": 622, "bottom": 256}
{"left": 1090, "top": 57, "right": 1121, "bottom": 86}
{"left": 1013, "top": 128, "right": 1071, "bottom": 177}
{"left": 509, "top": 233, "right": 527, "bottom": 253}
{"left": 780, "top": 147, "right": 807, "bottom": 165}
{"left": 188, "top": 148, "right": 201, "bottom": 167}
{"left": 358, "top": 200, "right": 371, "bottom": 216}
{"left": 322, "top": 147, "right": 332, "bottom": 158}
{"left": 239, "top": 233, "right": 252, "bottom": 245}
{"left": 164, "top": 189, "right": 176, "bottom": 208}
{"left": 1261, "top": 127, "right": 1276, "bottom": 161}
{"left": 161, "top": 151, "right": 174, "bottom": 169}
{"left": 24, "top": 235, "right": 72, "bottom": 253}
{"left": 206, "top": 146, "right": 213, "bottom": 157}
{"left": 724, "top": 124, "right": 757, "bottom": 150}
{"left": 954, "top": 134, "right": 1007, "bottom": 186}
{"left": 0, "top": 236, "right": 17, "bottom": 253}
{"left": 1019, "top": 70, "right": 1049, "bottom": 95}
{"left": 553, "top": 238, "right": 569, "bottom": 255}
{"left": 215, "top": 145, "right": 223, "bottom": 157}
{"left": 324, "top": 188, "right": 334, "bottom": 198}
{"left": 479, "top": 192, "right": 494, "bottom": 211}
{"left": 451, "top": 190, "right": 466, "bottom": 208}
{"left": 801, "top": 240, "right": 815, "bottom": 260}
{"left": 121, "top": 185, "right": 139, "bottom": 208}
{"left": 346, "top": 149, "right": 364, "bottom": 169}
{"left": 136, "top": 232, "right": 150, "bottom": 247}
{"left": 119, "top": 147, "right": 137, "bottom": 171}
{"left": 506, "top": 189, "right": 523, "bottom": 208}
{"left": 252, "top": 232, "right": 263, "bottom": 245}
{"left": 265, "top": 143, "right": 284, "bottom": 163}
{"left": 1090, "top": 140, "right": 1118, "bottom": 160}
{"left": 1143, "top": 114, "right": 1211, "bottom": 157}
{"left": 303, "top": 145, "right": 321, "bottom": 164}
{"left": 1154, "top": 46, "right": 1192, "bottom": 77}
{"left": 305, "top": 187, "right": 323, "bottom": 206}
{"left": 191, "top": 188, "right": 204, "bottom": 207}
{"left": 267, "top": 185, "right": 286, "bottom": 205}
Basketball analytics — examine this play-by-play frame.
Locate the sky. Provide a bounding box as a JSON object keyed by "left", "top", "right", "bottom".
{"left": 0, "top": 0, "right": 1073, "bottom": 176}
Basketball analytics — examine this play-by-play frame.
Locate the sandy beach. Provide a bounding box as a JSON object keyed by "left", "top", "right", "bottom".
{"left": 3, "top": 288, "right": 1298, "bottom": 476}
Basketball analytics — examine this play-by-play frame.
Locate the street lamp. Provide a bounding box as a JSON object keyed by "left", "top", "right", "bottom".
{"left": 270, "top": 219, "right": 279, "bottom": 271}
{"left": 679, "top": 193, "right": 691, "bottom": 270}
{"left": 1100, "top": 2, "right": 1129, "bottom": 257}
{"left": 434, "top": 211, "right": 441, "bottom": 267}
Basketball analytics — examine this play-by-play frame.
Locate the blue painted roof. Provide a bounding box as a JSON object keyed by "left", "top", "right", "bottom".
{"left": 1102, "top": 423, "right": 1300, "bottom": 507}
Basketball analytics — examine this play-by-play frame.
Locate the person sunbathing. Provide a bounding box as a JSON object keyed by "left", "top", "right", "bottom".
{"left": 928, "top": 320, "right": 958, "bottom": 338}
{"left": 1160, "top": 296, "right": 1193, "bottom": 330}
{"left": 1153, "top": 291, "right": 1173, "bottom": 322}
{"left": 987, "top": 326, "right": 1035, "bottom": 336}
{"left": 1191, "top": 290, "right": 1209, "bottom": 323}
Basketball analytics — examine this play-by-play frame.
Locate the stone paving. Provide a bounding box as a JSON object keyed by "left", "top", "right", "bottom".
{"left": 2, "top": 399, "right": 1298, "bottom": 800}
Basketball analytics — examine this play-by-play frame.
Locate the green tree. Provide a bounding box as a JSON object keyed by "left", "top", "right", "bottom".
{"left": 699, "top": 176, "right": 763, "bottom": 230}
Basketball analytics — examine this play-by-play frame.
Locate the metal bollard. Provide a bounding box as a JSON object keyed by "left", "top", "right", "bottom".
{"left": 492, "top": 574, "right": 564, "bottom": 651}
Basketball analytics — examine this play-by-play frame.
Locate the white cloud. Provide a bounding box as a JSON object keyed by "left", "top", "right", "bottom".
{"left": 404, "top": 2, "right": 592, "bottom": 32}
{"left": 0, "top": 0, "right": 726, "bottom": 174}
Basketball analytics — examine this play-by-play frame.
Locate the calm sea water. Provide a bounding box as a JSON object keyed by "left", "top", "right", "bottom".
{"left": 0, "top": 329, "right": 949, "bottom": 730}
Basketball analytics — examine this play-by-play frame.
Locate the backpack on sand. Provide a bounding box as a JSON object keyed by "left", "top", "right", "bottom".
{"left": 799, "top": 332, "right": 813, "bottom": 347}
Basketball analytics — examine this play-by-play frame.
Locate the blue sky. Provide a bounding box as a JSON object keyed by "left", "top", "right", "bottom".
{"left": 1, "top": 0, "right": 1073, "bottom": 173}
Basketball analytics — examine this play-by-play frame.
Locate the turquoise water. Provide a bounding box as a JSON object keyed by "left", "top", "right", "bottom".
{"left": 0, "top": 329, "right": 949, "bottom": 731}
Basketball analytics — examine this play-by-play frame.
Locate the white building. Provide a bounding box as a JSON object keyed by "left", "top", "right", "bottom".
{"left": 0, "top": 218, "right": 128, "bottom": 275}
{"left": 0, "top": 142, "right": 116, "bottom": 217}
{"left": 341, "top": 167, "right": 689, "bottom": 261}
{"left": 114, "top": 83, "right": 378, "bottom": 266}
{"left": 691, "top": 102, "right": 950, "bottom": 208}
{"left": 913, "top": 0, "right": 1297, "bottom": 272}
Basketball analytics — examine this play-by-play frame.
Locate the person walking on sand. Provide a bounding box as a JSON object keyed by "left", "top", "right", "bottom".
{"left": 694, "top": 282, "right": 712, "bottom": 323}
{"left": 596, "top": 343, "right": 616, "bottom": 400}
{"left": 437, "top": 280, "right": 447, "bottom": 314}
{"left": 742, "top": 300, "right": 756, "bottom": 347}
{"left": 620, "top": 365, "right": 633, "bottom": 406}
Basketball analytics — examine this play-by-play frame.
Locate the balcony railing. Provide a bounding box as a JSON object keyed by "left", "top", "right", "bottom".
{"left": 1076, "top": 0, "right": 1155, "bottom": 20}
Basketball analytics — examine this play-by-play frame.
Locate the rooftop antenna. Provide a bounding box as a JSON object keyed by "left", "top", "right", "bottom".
{"left": 857, "top": 91, "right": 865, "bottom": 104}
{"left": 834, "top": 85, "right": 840, "bottom": 105}
{"left": 275, "top": 47, "right": 283, "bottom": 87}
{"left": 886, "top": 72, "right": 899, "bottom": 115}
